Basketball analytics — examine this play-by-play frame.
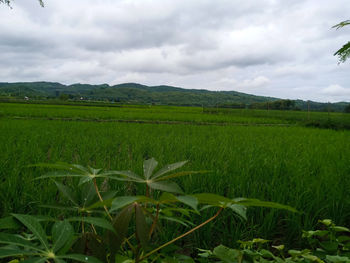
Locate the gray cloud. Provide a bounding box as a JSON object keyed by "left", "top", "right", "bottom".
{"left": 0, "top": 0, "right": 350, "bottom": 102}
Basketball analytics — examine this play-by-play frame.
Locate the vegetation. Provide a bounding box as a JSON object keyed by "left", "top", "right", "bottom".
{"left": 200, "top": 219, "right": 350, "bottom": 263}
{"left": 0, "top": 159, "right": 295, "bottom": 262}
{"left": 1, "top": 102, "right": 350, "bottom": 253}
{"left": 0, "top": 82, "right": 348, "bottom": 111}
{"left": 333, "top": 20, "right": 350, "bottom": 63}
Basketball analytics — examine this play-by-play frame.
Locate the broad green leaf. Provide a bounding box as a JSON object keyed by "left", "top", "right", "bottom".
{"left": 53, "top": 181, "right": 78, "bottom": 206}
{"left": 39, "top": 205, "right": 80, "bottom": 212}
{"left": 152, "top": 161, "right": 188, "bottom": 180}
{"left": 159, "top": 192, "right": 178, "bottom": 203}
{"left": 81, "top": 182, "right": 96, "bottom": 206}
{"left": 67, "top": 217, "right": 114, "bottom": 232}
{"left": 110, "top": 196, "right": 139, "bottom": 212}
{"left": 101, "top": 191, "right": 118, "bottom": 200}
{"left": 60, "top": 254, "right": 103, "bottom": 263}
{"left": 34, "top": 171, "right": 82, "bottom": 180}
{"left": 148, "top": 181, "right": 184, "bottom": 194}
{"left": 228, "top": 204, "right": 247, "bottom": 220}
{"left": 111, "top": 196, "right": 155, "bottom": 213}
{"left": 54, "top": 259, "right": 67, "bottom": 263}
{"left": 52, "top": 220, "right": 74, "bottom": 253}
{"left": 135, "top": 203, "right": 150, "bottom": 250}
{"left": 19, "top": 258, "right": 47, "bottom": 263}
{"left": 176, "top": 195, "right": 198, "bottom": 212}
{"left": 143, "top": 158, "right": 158, "bottom": 180}
{"left": 30, "top": 162, "right": 84, "bottom": 173}
{"left": 0, "top": 233, "right": 42, "bottom": 251}
{"left": 78, "top": 176, "right": 93, "bottom": 186}
{"left": 12, "top": 214, "right": 50, "bottom": 251}
{"left": 0, "top": 248, "right": 34, "bottom": 258}
{"left": 155, "top": 171, "right": 205, "bottom": 182}
{"left": 114, "top": 170, "right": 144, "bottom": 182}
{"left": 213, "top": 245, "right": 242, "bottom": 263}
{"left": 109, "top": 205, "right": 134, "bottom": 261}
{"left": 234, "top": 198, "right": 297, "bottom": 212}
{"left": 326, "top": 255, "right": 350, "bottom": 263}
{"left": 0, "top": 216, "right": 20, "bottom": 230}
{"left": 86, "top": 199, "right": 113, "bottom": 211}
{"left": 192, "top": 193, "right": 233, "bottom": 207}
{"left": 333, "top": 226, "right": 350, "bottom": 232}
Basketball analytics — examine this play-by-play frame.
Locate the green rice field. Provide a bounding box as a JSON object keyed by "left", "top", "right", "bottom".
{"left": 1, "top": 102, "right": 350, "bottom": 248}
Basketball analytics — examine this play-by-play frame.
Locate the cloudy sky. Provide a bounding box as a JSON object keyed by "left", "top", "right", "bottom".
{"left": 0, "top": 0, "right": 349, "bottom": 102}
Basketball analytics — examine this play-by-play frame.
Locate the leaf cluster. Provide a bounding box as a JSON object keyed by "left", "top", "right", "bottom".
{"left": 0, "top": 158, "right": 296, "bottom": 262}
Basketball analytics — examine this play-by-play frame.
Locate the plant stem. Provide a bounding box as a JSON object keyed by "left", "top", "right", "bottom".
{"left": 139, "top": 207, "right": 223, "bottom": 262}
{"left": 148, "top": 204, "right": 160, "bottom": 239}
{"left": 93, "top": 178, "right": 112, "bottom": 220}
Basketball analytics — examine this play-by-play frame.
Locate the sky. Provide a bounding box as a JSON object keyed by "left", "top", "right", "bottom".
{"left": 0, "top": 0, "right": 349, "bottom": 102}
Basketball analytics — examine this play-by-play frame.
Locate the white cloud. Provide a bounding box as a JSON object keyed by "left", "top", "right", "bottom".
{"left": 0, "top": 0, "right": 350, "bottom": 101}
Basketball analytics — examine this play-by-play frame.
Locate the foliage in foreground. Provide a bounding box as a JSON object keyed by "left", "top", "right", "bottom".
{"left": 333, "top": 20, "right": 350, "bottom": 63}
{"left": 0, "top": 158, "right": 296, "bottom": 262}
{"left": 200, "top": 219, "right": 350, "bottom": 263}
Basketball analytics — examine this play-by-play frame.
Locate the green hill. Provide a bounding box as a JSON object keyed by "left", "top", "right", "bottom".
{"left": 0, "top": 81, "right": 348, "bottom": 111}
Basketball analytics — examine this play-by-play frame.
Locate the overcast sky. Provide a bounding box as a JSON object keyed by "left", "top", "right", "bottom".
{"left": 0, "top": 0, "right": 349, "bottom": 102}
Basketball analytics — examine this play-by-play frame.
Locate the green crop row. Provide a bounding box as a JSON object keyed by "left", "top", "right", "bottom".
{"left": 1, "top": 116, "right": 349, "bottom": 249}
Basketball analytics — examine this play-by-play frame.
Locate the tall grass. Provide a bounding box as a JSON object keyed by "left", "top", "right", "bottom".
{"left": 1, "top": 115, "right": 349, "bottom": 248}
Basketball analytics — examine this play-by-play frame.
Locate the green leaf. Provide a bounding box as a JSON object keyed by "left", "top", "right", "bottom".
{"left": 234, "top": 198, "right": 297, "bottom": 212}
{"left": 67, "top": 217, "right": 114, "bottom": 232}
{"left": 0, "top": 233, "right": 42, "bottom": 251}
{"left": 19, "top": 258, "right": 47, "bottom": 263}
{"left": 39, "top": 205, "right": 80, "bottom": 212}
{"left": 109, "top": 205, "right": 134, "bottom": 261}
{"left": 53, "top": 181, "right": 78, "bottom": 206}
{"left": 54, "top": 259, "right": 67, "bottom": 263}
{"left": 85, "top": 199, "right": 113, "bottom": 211}
{"left": 155, "top": 171, "right": 205, "bottom": 182}
{"left": 176, "top": 195, "right": 198, "bottom": 212}
{"left": 135, "top": 203, "right": 150, "bottom": 250}
{"left": 12, "top": 214, "right": 50, "bottom": 251}
{"left": 332, "top": 226, "right": 350, "bottom": 232}
{"left": 326, "top": 255, "right": 350, "bottom": 263}
{"left": 148, "top": 181, "right": 184, "bottom": 194}
{"left": 81, "top": 182, "right": 97, "bottom": 206}
{"left": 110, "top": 196, "right": 140, "bottom": 212}
{"left": 143, "top": 158, "right": 158, "bottom": 180}
{"left": 114, "top": 170, "right": 144, "bottom": 182}
{"left": 60, "top": 254, "right": 103, "bottom": 263}
{"left": 192, "top": 193, "right": 233, "bottom": 207}
{"left": 34, "top": 171, "right": 82, "bottom": 180}
{"left": 152, "top": 161, "right": 188, "bottom": 180}
{"left": 213, "top": 245, "right": 242, "bottom": 263}
{"left": 30, "top": 162, "right": 85, "bottom": 173}
{"left": 52, "top": 220, "right": 74, "bottom": 253}
{"left": 227, "top": 204, "right": 247, "bottom": 220}
{"left": 0, "top": 248, "right": 34, "bottom": 258}
{"left": 0, "top": 216, "right": 21, "bottom": 230}
{"left": 78, "top": 176, "right": 93, "bottom": 186}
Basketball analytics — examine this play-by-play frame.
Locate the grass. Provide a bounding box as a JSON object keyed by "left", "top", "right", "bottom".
{"left": 1, "top": 102, "right": 350, "bottom": 249}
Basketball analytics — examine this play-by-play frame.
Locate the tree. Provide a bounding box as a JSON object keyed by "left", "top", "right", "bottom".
{"left": 333, "top": 20, "right": 350, "bottom": 63}
{"left": 0, "top": 0, "right": 44, "bottom": 7}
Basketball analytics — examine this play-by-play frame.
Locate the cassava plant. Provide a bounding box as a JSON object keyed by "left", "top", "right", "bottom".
{"left": 0, "top": 158, "right": 297, "bottom": 263}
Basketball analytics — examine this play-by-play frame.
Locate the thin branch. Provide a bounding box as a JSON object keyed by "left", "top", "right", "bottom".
{"left": 139, "top": 207, "right": 224, "bottom": 262}
{"left": 93, "top": 178, "right": 113, "bottom": 220}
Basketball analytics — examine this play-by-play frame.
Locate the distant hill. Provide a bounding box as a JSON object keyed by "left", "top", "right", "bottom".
{"left": 0, "top": 81, "right": 348, "bottom": 111}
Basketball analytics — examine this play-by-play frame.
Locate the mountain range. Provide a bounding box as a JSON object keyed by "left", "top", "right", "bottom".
{"left": 0, "top": 81, "right": 348, "bottom": 111}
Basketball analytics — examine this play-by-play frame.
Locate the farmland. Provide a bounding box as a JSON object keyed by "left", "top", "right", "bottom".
{"left": 1, "top": 102, "right": 350, "bottom": 249}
